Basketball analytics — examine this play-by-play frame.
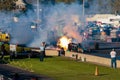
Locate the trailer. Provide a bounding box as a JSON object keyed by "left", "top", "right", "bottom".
{"left": 68, "top": 40, "right": 120, "bottom": 53}
{"left": 81, "top": 40, "right": 120, "bottom": 52}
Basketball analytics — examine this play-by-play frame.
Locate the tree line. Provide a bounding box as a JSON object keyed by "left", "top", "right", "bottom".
{"left": 0, "top": 0, "right": 120, "bottom": 14}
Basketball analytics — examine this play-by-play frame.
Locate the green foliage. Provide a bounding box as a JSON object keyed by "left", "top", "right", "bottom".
{"left": 111, "top": 0, "right": 120, "bottom": 14}
{"left": 0, "top": 0, "right": 16, "bottom": 11}
{"left": 4, "top": 43, "right": 9, "bottom": 52}
{"left": 16, "top": 46, "right": 24, "bottom": 53}
{"left": 16, "top": 46, "right": 31, "bottom": 53}
{"left": 0, "top": 43, "right": 9, "bottom": 54}
{"left": 0, "top": 0, "right": 27, "bottom": 11}
{"left": 24, "top": 47, "right": 31, "bottom": 52}
{"left": 17, "top": 46, "right": 31, "bottom": 53}
{"left": 0, "top": 43, "right": 31, "bottom": 53}
{"left": 9, "top": 57, "right": 120, "bottom": 80}
{"left": 0, "top": 0, "right": 119, "bottom": 14}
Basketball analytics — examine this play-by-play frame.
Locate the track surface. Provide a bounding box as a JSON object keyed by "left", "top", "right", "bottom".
{"left": 0, "top": 62, "right": 52, "bottom": 80}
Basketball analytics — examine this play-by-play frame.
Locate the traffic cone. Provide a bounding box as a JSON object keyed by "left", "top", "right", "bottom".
{"left": 95, "top": 66, "right": 99, "bottom": 76}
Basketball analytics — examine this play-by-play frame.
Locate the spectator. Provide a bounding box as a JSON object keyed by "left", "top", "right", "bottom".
{"left": 68, "top": 43, "right": 72, "bottom": 51}
{"left": 39, "top": 42, "right": 46, "bottom": 61}
{"left": 42, "top": 42, "right": 46, "bottom": 57}
{"left": 59, "top": 47, "right": 65, "bottom": 56}
{"left": 110, "top": 49, "right": 117, "bottom": 68}
{"left": 0, "top": 44, "right": 6, "bottom": 60}
{"left": 10, "top": 51, "right": 15, "bottom": 61}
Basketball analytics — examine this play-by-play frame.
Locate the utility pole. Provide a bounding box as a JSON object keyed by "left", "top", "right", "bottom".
{"left": 37, "top": 0, "right": 40, "bottom": 23}
{"left": 82, "top": 0, "right": 85, "bottom": 29}
{"left": 31, "top": 0, "right": 40, "bottom": 29}
{"left": 82, "top": 0, "right": 85, "bottom": 16}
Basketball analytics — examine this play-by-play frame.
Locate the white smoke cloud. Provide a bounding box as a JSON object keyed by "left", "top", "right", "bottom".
{"left": 0, "top": 1, "right": 113, "bottom": 47}
{"left": 0, "top": 10, "right": 36, "bottom": 45}
{"left": 28, "top": 3, "right": 84, "bottom": 47}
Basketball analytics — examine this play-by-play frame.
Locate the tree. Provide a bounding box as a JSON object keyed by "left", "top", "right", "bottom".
{"left": 111, "top": 0, "right": 120, "bottom": 14}
{"left": 0, "top": 0, "right": 29, "bottom": 11}
{"left": 0, "top": 0, "right": 17, "bottom": 11}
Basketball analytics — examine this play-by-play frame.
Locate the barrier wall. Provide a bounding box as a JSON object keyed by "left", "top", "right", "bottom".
{"left": 45, "top": 50, "right": 120, "bottom": 68}
{"left": 65, "top": 51, "right": 120, "bottom": 68}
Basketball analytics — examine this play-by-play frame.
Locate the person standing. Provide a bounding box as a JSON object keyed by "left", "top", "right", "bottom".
{"left": 39, "top": 42, "right": 46, "bottom": 61}
{"left": 0, "top": 44, "right": 6, "bottom": 60}
{"left": 110, "top": 49, "right": 117, "bottom": 68}
{"left": 10, "top": 51, "right": 15, "bottom": 61}
{"left": 59, "top": 47, "right": 65, "bottom": 56}
{"left": 42, "top": 42, "right": 46, "bottom": 57}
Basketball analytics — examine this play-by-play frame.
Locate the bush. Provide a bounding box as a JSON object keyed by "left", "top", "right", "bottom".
{"left": 0, "top": 43, "right": 31, "bottom": 55}
{"left": 16, "top": 46, "right": 24, "bottom": 53}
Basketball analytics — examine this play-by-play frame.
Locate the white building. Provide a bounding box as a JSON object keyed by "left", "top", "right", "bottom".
{"left": 86, "top": 14, "right": 120, "bottom": 28}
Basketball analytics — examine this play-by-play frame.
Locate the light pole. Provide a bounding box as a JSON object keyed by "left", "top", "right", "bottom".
{"left": 31, "top": 0, "right": 41, "bottom": 29}
{"left": 37, "top": 0, "right": 40, "bottom": 22}
{"left": 82, "top": 0, "right": 86, "bottom": 29}
{"left": 82, "top": 0, "right": 85, "bottom": 16}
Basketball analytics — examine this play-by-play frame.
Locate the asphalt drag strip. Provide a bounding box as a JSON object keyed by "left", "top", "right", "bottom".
{"left": 0, "top": 63, "right": 52, "bottom": 80}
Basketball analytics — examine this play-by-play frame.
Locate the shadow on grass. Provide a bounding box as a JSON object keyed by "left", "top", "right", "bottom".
{"left": 0, "top": 59, "right": 8, "bottom": 64}
{"left": 98, "top": 74, "right": 108, "bottom": 76}
{"left": 45, "top": 56, "right": 53, "bottom": 58}
{"left": 79, "top": 73, "right": 108, "bottom": 77}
